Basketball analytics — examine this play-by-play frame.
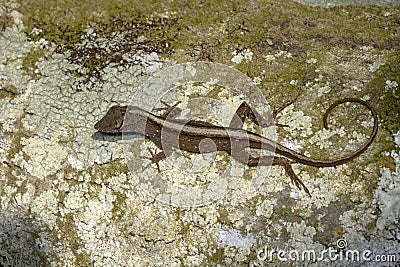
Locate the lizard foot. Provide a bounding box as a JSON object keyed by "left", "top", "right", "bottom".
{"left": 283, "top": 163, "right": 311, "bottom": 197}
{"left": 271, "top": 95, "right": 300, "bottom": 129}
{"left": 140, "top": 147, "right": 166, "bottom": 173}
{"left": 272, "top": 94, "right": 299, "bottom": 119}
{"left": 153, "top": 100, "right": 182, "bottom": 118}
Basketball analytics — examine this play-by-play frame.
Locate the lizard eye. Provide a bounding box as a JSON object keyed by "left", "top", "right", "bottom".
{"left": 114, "top": 120, "right": 123, "bottom": 129}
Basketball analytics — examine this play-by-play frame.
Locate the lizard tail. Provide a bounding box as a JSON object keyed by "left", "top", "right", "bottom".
{"left": 320, "top": 97, "right": 378, "bottom": 166}
{"left": 277, "top": 98, "right": 378, "bottom": 167}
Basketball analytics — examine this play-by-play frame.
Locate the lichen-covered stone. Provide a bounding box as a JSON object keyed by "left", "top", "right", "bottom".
{"left": 0, "top": 1, "right": 399, "bottom": 266}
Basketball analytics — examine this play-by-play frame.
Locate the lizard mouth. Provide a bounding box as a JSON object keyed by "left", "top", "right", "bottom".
{"left": 94, "top": 119, "right": 115, "bottom": 133}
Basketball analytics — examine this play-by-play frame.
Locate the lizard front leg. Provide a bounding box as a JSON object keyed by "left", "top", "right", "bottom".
{"left": 140, "top": 147, "right": 166, "bottom": 173}
{"left": 140, "top": 136, "right": 176, "bottom": 173}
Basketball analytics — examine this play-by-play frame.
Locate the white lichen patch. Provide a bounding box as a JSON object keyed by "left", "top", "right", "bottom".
{"left": 285, "top": 221, "right": 326, "bottom": 255}
{"left": 305, "top": 169, "right": 339, "bottom": 208}
{"left": 12, "top": 133, "right": 69, "bottom": 179}
{"left": 384, "top": 80, "right": 399, "bottom": 98}
{"left": 286, "top": 221, "right": 316, "bottom": 243}
{"left": 231, "top": 49, "right": 253, "bottom": 64}
{"left": 0, "top": 134, "right": 11, "bottom": 162}
{"left": 4, "top": 29, "right": 149, "bottom": 168}
{"left": 252, "top": 76, "right": 262, "bottom": 85}
{"left": 216, "top": 227, "right": 254, "bottom": 248}
{"left": 184, "top": 254, "right": 206, "bottom": 266}
{"left": 384, "top": 80, "right": 398, "bottom": 90}
{"left": 255, "top": 165, "right": 289, "bottom": 194}
{"left": 0, "top": 6, "right": 393, "bottom": 266}
{"left": 62, "top": 189, "right": 86, "bottom": 212}
{"left": 338, "top": 205, "right": 399, "bottom": 265}
{"left": 306, "top": 58, "right": 317, "bottom": 64}
{"left": 374, "top": 133, "right": 400, "bottom": 230}
{"left": 316, "top": 84, "right": 331, "bottom": 97}
{"left": 255, "top": 199, "right": 274, "bottom": 218}
{"left": 281, "top": 138, "right": 303, "bottom": 151}
{"left": 134, "top": 139, "right": 240, "bottom": 207}
{"left": 160, "top": 151, "right": 223, "bottom": 187}
{"left": 265, "top": 54, "right": 276, "bottom": 62}
{"left": 308, "top": 127, "right": 336, "bottom": 149}
{"left": 13, "top": 182, "right": 36, "bottom": 207}
{"left": 265, "top": 50, "right": 293, "bottom": 62}
{"left": 368, "top": 61, "right": 383, "bottom": 72}
{"left": 228, "top": 178, "right": 258, "bottom": 206}
{"left": 75, "top": 185, "right": 116, "bottom": 238}
{"left": 276, "top": 105, "right": 313, "bottom": 138}
{"left": 30, "top": 190, "right": 59, "bottom": 230}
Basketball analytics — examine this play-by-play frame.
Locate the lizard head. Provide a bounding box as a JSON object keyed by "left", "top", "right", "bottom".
{"left": 94, "top": 105, "right": 149, "bottom": 134}
{"left": 94, "top": 105, "right": 127, "bottom": 134}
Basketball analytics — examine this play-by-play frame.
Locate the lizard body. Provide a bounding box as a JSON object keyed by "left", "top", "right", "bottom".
{"left": 94, "top": 98, "right": 378, "bottom": 196}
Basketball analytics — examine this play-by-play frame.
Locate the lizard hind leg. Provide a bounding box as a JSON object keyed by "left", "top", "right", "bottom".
{"left": 274, "top": 157, "right": 311, "bottom": 197}
{"left": 229, "top": 101, "right": 275, "bottom": 129}
{"left": 231, "top": 151, "right": 311, "bottom": 197}
{"left": 153, "top": 100, "right": 182, "bottom": 119}
{"left": 229, "top": 100, "right": 297, "bottom": 129}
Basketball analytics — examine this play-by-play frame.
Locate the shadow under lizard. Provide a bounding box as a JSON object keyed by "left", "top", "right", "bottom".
{"left": 94, "top": 98, "right": 378, "bottom": 196}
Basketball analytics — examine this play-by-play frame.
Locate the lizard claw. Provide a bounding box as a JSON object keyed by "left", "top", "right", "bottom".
{"left": 141, "top": 161, "right": 161, "bottom": 173}
{"left": 153, "top": 100, "right": 181, "bottom": 109}
{"left": 153, "top": 101, "right": 182, "bottom": 118}
{"left": 272, "top": 94, "right": 300, "bottom": 119}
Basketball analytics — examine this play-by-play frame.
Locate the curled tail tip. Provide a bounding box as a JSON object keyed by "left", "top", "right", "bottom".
{"left": 323, "top": 97, "right": 378, "bottom": 129}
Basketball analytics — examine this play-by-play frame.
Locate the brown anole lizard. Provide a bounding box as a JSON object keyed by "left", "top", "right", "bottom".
{"left": 94, "top": 98, "right": 378, "bottom": 196}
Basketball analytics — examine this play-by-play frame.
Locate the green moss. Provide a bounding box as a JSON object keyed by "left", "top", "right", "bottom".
{"left": 21, "top": 48, "right": 48, "bottom": 79}
{"left": 4, "top": 111, "right": 32, "bottom": 170}
{"left": 73, "top": 250, "right": 93, "bottom": 266}
{"left": 208, "top": 247, "right": 226, "bottom": 265}
{"left": 0, "top": 85, "right": 18, "bottom": 99}
{"left": 16, "top": 0, "right": 400, "bottom": 102}
{"left": 271, "top": 196, "right": 305, "bottom": 225}
{"left": 216, "top": 208, "right": 232, "bottom": 228}
{"left": 59, "top": 161, "right": 129, "bottom": 193}
{"left": 17, "top": 1, "right": 400, "bottom": 62}
{"left": 0, "top": 9, "right": 13, "bottom": 33}
{"left": 18, "top": 0, "right": 171, "bottom": 48}
{"left": 90, "top": 161, "right": 129, "bottom": 181}
{"left": 6, "top": 1, "right": 399, "bottom": 264}
{"left": 367, "top": 50, "right": 400, "bottom": 133}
